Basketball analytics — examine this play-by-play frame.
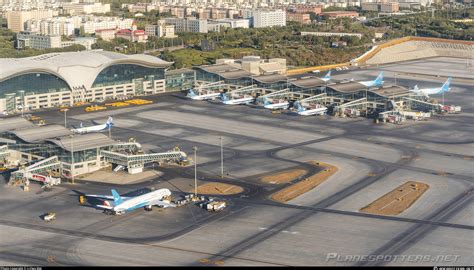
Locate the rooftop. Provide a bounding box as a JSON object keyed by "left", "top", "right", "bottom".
{"left": 291, "top": 77, "right": 326, "bottom": 89}
{"left": 0, "top": 117, "right": 35, "bottom": 133}
{"left": 327, "top": 82, "right": 367, "bottom": 93}
{"left": 0, "top": 50, "right": 172, "bottom": 90}
{"left": 47, "top": 133, "right": 117, "bottom": 152}
{"left": 370, "top": 85, "right": 409, "bottom": 98}
{"left": 9, "top": 124, "right": 72, "bottom": 143}
{"left": 218, "top": 70, "right": 253, "bottom": 80}
{"left": 253, "top": 74, "right": 287, "bottom": 84}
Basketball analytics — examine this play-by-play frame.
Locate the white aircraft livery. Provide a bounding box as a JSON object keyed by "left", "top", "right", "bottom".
{"left": 220, "top": 93, "right": 255, "bottom": 105}
{"left": 410, "top": 77, "right": 452, "bottom": 96}
{"left": 186, "top": 89, "right": 221, "bottom": 100}
{"left": 359, "top": 72, "right": 384, "bottom": 88}
{"left": 71, "top": 117, "right": 113, "bottom": 134}
{"left": 263, "top": 97, "right": 290, "bottom": 110}
{"left": 85, "top": 188, "right": 175, "bottom": 215}
{"left": 294, "top": 101, "right": 327, "bottom": 116}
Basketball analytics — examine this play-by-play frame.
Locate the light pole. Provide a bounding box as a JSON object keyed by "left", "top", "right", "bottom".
{"left": 64, "top": 108, "right": 69, "bottom": 128}
{"left": 193, "top": 146, "right": 197, "bottom": 197}
{"left": 70, "top": 134, "right": 75, "bottom": 184}
{"left": 220, "top": 136, "right": 224, "bottom": 179}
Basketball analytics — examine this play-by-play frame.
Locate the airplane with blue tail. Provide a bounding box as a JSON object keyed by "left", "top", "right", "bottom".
{"left": 220, "top": 93, "right": 255, "bottom": 105}
{"left": 294, "top": 101, "right": 327, "bottom": 116}
{"left": 321, "top": 70, "right": 332, "bottom": 83}
{"left": 84, "top": 188, "right": 175, "bottom": 215}
{"left": 263, "top": 97, "right": 290, "bottom": 110}
{"left": 71, "top": 116, "right": 113, "bottom": 134}
{"left": 359, "top": 72, "right": 384, "bottom": 88}
{"left": 186, "top": 89, "right": 221, "bottom": 100}
{"left": 410, "top": 77, "right": 452, "bottom": 97}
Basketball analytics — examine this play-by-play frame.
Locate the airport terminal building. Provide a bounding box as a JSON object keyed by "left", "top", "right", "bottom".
{"left": 0, "top": 50, "right": 173, "bottom": 113}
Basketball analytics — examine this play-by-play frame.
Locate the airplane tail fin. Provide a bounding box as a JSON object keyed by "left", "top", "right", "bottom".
{"left": 187, "top": 89, "right": 197, "bottom": 97}
{"left": 413, "top": 85, "right": 419, "bottom": 90}
{"left": 111, "top": 189, "right": 123, "bottom": 206}
{"left": 294, "top": 101, "right": 305, "bottom": 112}
{"left": 79, "top": 122, "right": 83, "bottom": 128}
{"left": 323, "top": 70, "right": 331, "bottom": 80}
{"left": 441, "top": 77, "right": 452, "bottom": 93}
{"left": 374, "top": 71, "right": 383, "bottom": 86}
{"left": 106, "top": 116, "right": 113, "bottom": 129}
{"left": 220, "top": 93, "right": 229, "bottom": 102}
{"left": 263, "top": 97, "right": 271, "bottom": 106}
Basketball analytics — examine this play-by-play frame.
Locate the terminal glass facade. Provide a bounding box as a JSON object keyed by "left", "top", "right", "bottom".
{"left": 165, "top": 69, "right": 196, "bottom": 91}
{"left": 92, "top": 64, "right": 165, "bottom": 88}
{"left": 0, "top": 73, "right": 70, "bottom": 98}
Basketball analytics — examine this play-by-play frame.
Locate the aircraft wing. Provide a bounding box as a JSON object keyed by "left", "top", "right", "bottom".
{"left": 95, "top": 204, "right": 113, "bottom": 210}
{"left": 149, "top": 199, "right": 176, "bottom": 208}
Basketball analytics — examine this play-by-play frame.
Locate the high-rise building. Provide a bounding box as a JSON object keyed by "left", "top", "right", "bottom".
{"left": 164, "top": 17, "right": 208, "bottom": 33}
{"left": 145, "top": 21, "right": 176, "bottom": 38}
{"left": 16, "top": 31, "right": 61, "bottom": 49}
{"left": 61, "top": 2, "right": 111, "bottom": 15}
{"left": 7, "top": 9, "right": 58, "bottom": 32}
{"left": 252, "top": 9, "right": 286, "bottom": 28}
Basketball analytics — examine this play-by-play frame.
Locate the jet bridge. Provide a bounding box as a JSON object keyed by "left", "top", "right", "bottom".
{"left": 227, "top": 85, "right": 270, "bottom": 97}
{"left": 8, "top": 155, "right": 61, "bottom": 187}
{"left": 194, "top": 81, "right": 226, "bottom": 94}
{"left": 404, "top": 97, "right": 441, "bottom": 113}
{"left": 0, "top": 145, "right": 10, "bottom": 160}
{"left": 100, "top": 149, "right": 188, "bottom": 174}
{"left": 256, "top": 88, "right": 291, "bottom": 104}
{"left": 298, "top": 93, "right": 331, "bottom": 106}
{"left": 333, "top": 98, "right": 368, "bottom": 117}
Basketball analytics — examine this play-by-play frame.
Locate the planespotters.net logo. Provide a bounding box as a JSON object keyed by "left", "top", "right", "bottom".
{"left": 325, "top": 252, "right": 462, "bottom": 263}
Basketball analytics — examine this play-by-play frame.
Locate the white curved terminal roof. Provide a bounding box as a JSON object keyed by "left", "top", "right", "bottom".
{"left": 0, "top": 50, "right": 172, "bottom": 90}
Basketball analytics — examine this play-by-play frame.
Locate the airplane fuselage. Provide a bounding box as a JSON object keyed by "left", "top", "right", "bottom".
{"left": 113, "top": 189, "right": 172, "bottom": 214}
{"left": 410, "top": 88, "right": 445, "bottom": 96}
{"left": 222, "top": 97, "right": 255, "bottom": 105}
{"left": 297, "top": 107, "right": 327, "bottom": 116}
{"left": 264, "top": 102, "right": 289, "bottom": 110}
{"left": 71, "top": 124, "right": 108, "bottom": 134}
{"left": 189, "top": 92, "right": 221, "bottom": 100}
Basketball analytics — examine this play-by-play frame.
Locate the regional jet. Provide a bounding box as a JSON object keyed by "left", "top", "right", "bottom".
{"left": 84, "top": 188, "right": 175, "bottom": 215}
{"left": 71, "top": 117, "right": 113, "bottom": 134}
{"left": 294, "top": 101, "right": 327, "bottom": 116}
{"left": 186, "top": 89, "right": 221, "bottom": 100}
{"left": 359, "top": 72, "right": 384, "bottom": 88}
{"left": 263, "top": 97, "right": 290, "bottom": 110}
{"left": 410, "top": 77, "right": 452, "bottom": 97}
{"left": 220, "top": 93, "right": 255, "bottom": 105}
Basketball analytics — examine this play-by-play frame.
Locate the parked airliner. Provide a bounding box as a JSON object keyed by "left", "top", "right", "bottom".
{"left": 359, "top": 72, "right": 384, "bottom": 88}
{"left": 186, "top": 89, "right": 221, "bottom": 100}
{"left": 294, "top": 101, "right": 327, "bottom": 116}
{"left": 220, "top": 93, "right": 255, "bottom": 105}
{"left": 85, "top": 188, "right": 175, "bottom": 215}
{"left": 410, "top": 77, "right": 452, "bottom": 97}
{"left": 71, "top": 117, "right": 113, "bottom": 134}
{"left": 263, "top": 97, "right": 290, "bottom": 110}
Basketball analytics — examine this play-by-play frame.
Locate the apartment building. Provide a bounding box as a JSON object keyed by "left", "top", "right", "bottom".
{"left": 164, "top": 17, "right": 208, "bottom": 33}
{"left": 252, "top": 9, "right": 286, "bottom": 28}
{"left": 7, "top": 9, "right": 58, "bottom": 32}
{"left": 286, "top": 12, "right": 311, "bottom": 24}
{"left": 16, "top": 31, "right": 61, "bottom": 49}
